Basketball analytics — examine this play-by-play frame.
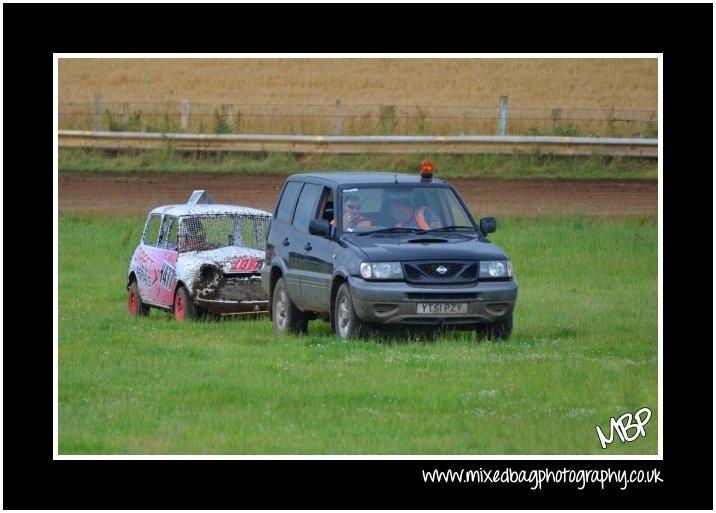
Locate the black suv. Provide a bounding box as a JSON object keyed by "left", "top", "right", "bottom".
{"left": 261, "top": 163, "right": 518, "bottom": 340}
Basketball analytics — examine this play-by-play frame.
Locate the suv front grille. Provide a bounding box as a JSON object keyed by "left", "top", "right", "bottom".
{"left": 404, "top": 265, "right": 423, "bottom": 280}
{"left": 402, "top": 261, "right": 478, "bottom": 284}
{"left": 417, "top": 263, "right": 462, "bottom": 278}
{"left": 460, "top": 263, "right": 478, "bottom": 280}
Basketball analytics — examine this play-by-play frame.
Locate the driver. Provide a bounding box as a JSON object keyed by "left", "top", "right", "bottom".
{"left": 340, "top": 195, "right": 373, "bottom": 231}
{"left": 180, "top": 218, "right": 208, "bottom": 251}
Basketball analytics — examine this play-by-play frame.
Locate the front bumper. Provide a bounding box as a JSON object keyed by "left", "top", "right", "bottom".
{"left": 347, "top": 276, "right": 517, "bottom": 326}
{"left": 193, "top": 275, "right": 269, "bottom": 314}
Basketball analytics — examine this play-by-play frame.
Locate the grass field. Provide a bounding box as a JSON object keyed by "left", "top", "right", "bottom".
{"left": 58, "top": 213, "right": 658, "bottom": 455}
{"left": 58, "top": 149, "right": 658, "bottom": 180}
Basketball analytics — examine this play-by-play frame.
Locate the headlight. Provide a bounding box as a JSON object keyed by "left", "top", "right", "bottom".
{"left": 360, "top": 262, "right": 404, "bottom": 279}
{"left": 200, "top": 265, "right": 221, "bottom": 284}
{"left": 479, "top": 260, "right": 513, "bottom": 278}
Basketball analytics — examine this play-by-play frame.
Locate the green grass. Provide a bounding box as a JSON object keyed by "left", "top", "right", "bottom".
{"left": 58, "top": 148, "right": 657, "bottom": 180}
{"left": 58, "top": 213, "right": 658, "bottom": 455}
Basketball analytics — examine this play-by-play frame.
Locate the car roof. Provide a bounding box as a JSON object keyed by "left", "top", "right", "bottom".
{"left": 285, "top": 171, "right": 449, "bottom": 187}
{"left": 148, "top": 203, "right": 272, "bottom": 217}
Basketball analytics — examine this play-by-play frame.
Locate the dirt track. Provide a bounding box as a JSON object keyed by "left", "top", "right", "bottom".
{"left": 58, "top": 172, "right": 657, "bottom": 219}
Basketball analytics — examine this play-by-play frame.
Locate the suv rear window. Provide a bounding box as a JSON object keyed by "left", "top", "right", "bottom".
{"left": 292, "top": 183, "right": 323, "bottom": 233}
{"left": 275, "top": 181, "right": 302, "bottom": 223}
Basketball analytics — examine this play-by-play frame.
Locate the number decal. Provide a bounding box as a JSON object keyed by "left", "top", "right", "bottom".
{"left": 231, "top": 258, "right": 260, "bottom": 272}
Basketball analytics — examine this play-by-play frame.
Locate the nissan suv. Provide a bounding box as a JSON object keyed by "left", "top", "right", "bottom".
{"left": 260, "top": 162, "right": 518, "bottom": 340}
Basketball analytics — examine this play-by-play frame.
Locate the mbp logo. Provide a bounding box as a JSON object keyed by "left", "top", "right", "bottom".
{"left": 595, "top": 407, "right": 652, "bottom": 449}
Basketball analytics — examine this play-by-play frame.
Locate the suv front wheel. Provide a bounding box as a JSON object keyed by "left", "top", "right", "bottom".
{"left": 272, "top": 277, "right": 308, "bottom": 335}
{"left": 334, "top": 283, "right": 367, "bottom": 341}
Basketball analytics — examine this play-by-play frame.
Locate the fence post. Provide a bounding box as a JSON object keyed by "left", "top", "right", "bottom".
{"left": 181, "top": 99, "right": 190, "bottom": 132}
{"left": 223, "top": 105, "right": 234, "bottom": 130}
{"left": 552, "top": 108, "right": 562, "bottom": 133}
{"left": 120, "top": 103, "right": 128, "bottom": 128}
{"left": 94, "top": 93, "right": 102, "bottom": 132}
{"left": 498, "top": 96, "right": 508, "bottom": 136}
{"left": 334, "top": 99, "right": 342, "bottom": 135}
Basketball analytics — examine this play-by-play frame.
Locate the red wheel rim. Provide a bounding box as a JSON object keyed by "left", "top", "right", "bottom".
{"left": 175, "top": 295, "right": 184, "bottom": 320}
{"left": 129, "top": 291, "right": 137, "bottom": 316}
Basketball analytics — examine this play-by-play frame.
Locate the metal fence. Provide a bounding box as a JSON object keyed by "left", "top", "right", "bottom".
{"left": 58, "top": 131, "right": 658, "bottom": 158}
{"left": 58, "top": 96, "right": 658, "bottom": 139}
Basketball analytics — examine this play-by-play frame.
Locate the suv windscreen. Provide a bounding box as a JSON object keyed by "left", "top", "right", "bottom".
{"left": 339, "top": 186, "right": 475, "bottom": 232}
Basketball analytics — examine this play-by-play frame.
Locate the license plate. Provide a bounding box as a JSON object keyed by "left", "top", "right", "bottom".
{"left": 417, "top": 302, "right": 468, "bottom": 314}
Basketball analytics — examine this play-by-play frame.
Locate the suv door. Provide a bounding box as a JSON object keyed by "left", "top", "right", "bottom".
{"left": 269, "top": 181, "right": 304, "bottom": 302}
{"left": 298, "top": 186, "right": 335, "bottom": 311}
{"left": 283, "top": 182, "right": 329, "bottom": 309}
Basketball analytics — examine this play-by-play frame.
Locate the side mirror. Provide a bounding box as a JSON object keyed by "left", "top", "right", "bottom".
{"left": 309, "top": 218, "right": 332, "bottom": 238}
{"left": 480, "top": 216, "right": 496, "bottom": 234}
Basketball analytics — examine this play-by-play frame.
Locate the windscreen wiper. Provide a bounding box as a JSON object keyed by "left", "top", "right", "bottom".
{"left": 416, "top": 225, "right": 476, "bottom": 234}
{"left": 357, "top": 227, "right": 422, "bottom": 236}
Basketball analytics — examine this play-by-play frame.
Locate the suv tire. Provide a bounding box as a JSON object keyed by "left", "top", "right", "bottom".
{"left": 272, "top": 277, "right": 308, "bottom": 335}
{"left": 334, "top": 283, "right": 367, "bottom": 341}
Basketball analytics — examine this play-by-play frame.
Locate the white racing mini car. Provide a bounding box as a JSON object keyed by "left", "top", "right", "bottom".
{"left": 127, "top": 190, "right": 272, "bottom": 320}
